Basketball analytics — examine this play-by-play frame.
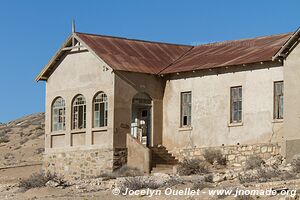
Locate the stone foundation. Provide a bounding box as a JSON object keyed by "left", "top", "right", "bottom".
{"left": 113, "top": 148, "right": 127, "bottom": 170}
{"left": 171, "top": 143, "right": 281, "bottom": 165}
{"left": 43, "top": 148, "right": 127, "bottom": 179}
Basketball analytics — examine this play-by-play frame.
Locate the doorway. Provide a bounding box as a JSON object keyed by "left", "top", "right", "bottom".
{"left": 131, "top": 93, "right": 152, "bottom": 146}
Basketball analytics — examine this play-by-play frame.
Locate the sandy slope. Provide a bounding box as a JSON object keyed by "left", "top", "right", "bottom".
{"left": 0, "top": 113, "right": 45, "bottom": 183}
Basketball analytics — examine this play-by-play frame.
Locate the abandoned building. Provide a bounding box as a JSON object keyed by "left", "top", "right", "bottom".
{"left": 36, "top": 26, "right": 300, "bottom": 178}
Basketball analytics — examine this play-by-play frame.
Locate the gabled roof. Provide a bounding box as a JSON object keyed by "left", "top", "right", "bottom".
{"left": 75, "top": 32, "right": 192, "bottom": 74}
{"left": 35, "top": 32, "right": 192, "bottom": 81}
{"left": 36, "top": 29, "right": 297, "bottom": 81}
{"left": 161, "top": 33, "right": 292, "bottom": 74}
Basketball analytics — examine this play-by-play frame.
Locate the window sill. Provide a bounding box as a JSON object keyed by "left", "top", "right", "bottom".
{"left": 50, "top": 131, "right": 66, "bottom": 135}
{"left": 272, "top": 119, "right": 283, "bottom": 123}
{"left": 71, "top": 129, "right": 86, "bottom": 134}
{"left": 92, "top": 127, "right": 108, "bottom": 132}
{"left": 228, "top": 122, "right": 243, "bottom": 127}
{"left": 179, "top": 126, "right": 193, "bottom": 131}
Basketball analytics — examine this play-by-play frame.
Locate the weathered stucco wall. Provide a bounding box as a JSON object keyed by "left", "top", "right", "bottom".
{"left": 126, "top": 133, "right": 151, "bottom": 173}
{"left": 45, "top": 49, "right": 114, "bottom": 151}
{"left": 283, "top": 42, "right": 300, "bottom": 161}
{"left": 163, "top": 63, "right": 284, "bottom": 152}
{"left": 44, "top": 49, "right": 122, "bottom": 177}
{"left": 113, "top": 71, "right": 164, "bottom": 148}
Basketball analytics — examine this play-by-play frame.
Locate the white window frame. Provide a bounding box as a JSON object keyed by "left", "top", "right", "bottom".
{"left": 51, "top": 97, "right": 66, "bottom": 132}
{"left": 72, "top": 95, "right": 86, "bottom": 130}
{"left": 274, "top": 81, "right": 284, "bottom": 120}
{"left": 93, "top": 92, "right": 108, "bottom": 128}
{"left": 180, "top": 91, "right": 192, "bottom": 127}
{"left": 230, "top": 86, "right": 242, "bottom": 124}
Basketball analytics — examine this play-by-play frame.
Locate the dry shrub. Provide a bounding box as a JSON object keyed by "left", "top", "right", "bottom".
{"left": 192, "top": 181, "right": 210, "bottom": 191}
{"left": 177, "top": 158, "right": 209, "bottom": 176}
{"left": 238, "top": 171, "right": 257, "bottom": 184}
{"left": 291, "top": 157, "right": 300, "bottom": 173}
{"left": 164, "top": 177, "right": 183, "bottom": 187}
{"left": 120, "top": 177, "right": 161, "bottom": 193}
{"left": 34, "top": 147, "right": 44, "bottom": 154}
{"left": 244, "top": 155, "right": 264, "bottom": 170}
{"left": 0, "top": 135, "right": 9, "bottom": 143}
{"left": 19, "top": 172, "right": 66, "bottom": 190}
{"left": 238, "top": 167, "right": 280, "bottom": 184}
{"left": 203, "top": 149, "right": 226, "bottom": 165}
{"left": 20, "top": 137, "right": 29, "bottom": 145}
{"left": 204, "top": 174, "right": 213, "bottom": 183}
{"left": 256, "top": 168, "right": 280, "bottom": 183}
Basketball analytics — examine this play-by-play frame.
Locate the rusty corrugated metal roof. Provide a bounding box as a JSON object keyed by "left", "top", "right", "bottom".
{"left": 160, "top": 33, "right": 293, "bottom": 74}
{"left": 36, "top": 31, "right": 294, "bottom": 81}
{"left": 75, "top": 32, "right": 193, "bottom": 74}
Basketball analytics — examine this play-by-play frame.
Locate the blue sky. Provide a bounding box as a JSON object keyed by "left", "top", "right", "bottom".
{"left": 0, "top": 0, "right": 299, "bottom": 122}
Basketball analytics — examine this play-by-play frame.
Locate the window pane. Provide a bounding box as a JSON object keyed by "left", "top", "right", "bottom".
{"left": 52, "top": 97, "right": 65, "bottom": 132}
{"left": 93, "top": 92, "right": 108, "bottom": 127}
{"left": 181, "top": 92, "right": 192, "bottom": 127}
{"left": 231, "top": 87, "right": 242, "bottom": 123}
{"left": 100, "top": 103, "right": 105, "bottom": 127}
{"left": 274, "top": 82, "right": 284, "bottom": 119}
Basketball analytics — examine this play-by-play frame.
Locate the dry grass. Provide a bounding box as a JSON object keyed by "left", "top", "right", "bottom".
{"left": 177, "top": 158, "right": 209, "bottom": 176}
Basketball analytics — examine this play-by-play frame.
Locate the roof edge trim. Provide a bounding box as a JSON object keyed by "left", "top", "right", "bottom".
{"left": 272, "top": 27, "right": 300, "bottom": 61}
{"left": 35, "top": 34, "right": 73, "bottom": 81}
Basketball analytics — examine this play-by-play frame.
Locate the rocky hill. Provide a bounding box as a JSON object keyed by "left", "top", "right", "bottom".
{"left": 0, "top": 113, "right": 45, "bottom": 167}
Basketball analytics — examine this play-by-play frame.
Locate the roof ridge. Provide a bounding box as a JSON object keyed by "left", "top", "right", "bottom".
{"left": 158, "top": 46, "right": 194, "bottom": 74}
{"left": 75, "top": 31, "right": 192, "bottom": 47}
{"left": 194, "top": 32, "right": 293, "bottom": 47}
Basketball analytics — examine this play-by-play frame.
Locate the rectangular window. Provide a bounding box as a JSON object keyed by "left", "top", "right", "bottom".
{"left": 230, "top": 86, "right": 242, "bottom": 123}
{"left": 180, "top": 92, "right": 192, "bottom": 127}
{"left": 274, "top": 81, "right": 284, "bottom": 119}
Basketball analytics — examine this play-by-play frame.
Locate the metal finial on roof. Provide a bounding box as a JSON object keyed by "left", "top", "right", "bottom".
{"left": 72, "top": 19, "right": 75, "bottom": 33}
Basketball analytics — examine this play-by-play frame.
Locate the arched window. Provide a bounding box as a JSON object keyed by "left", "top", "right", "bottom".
{"left": 93, "top": 92, "right": 108, "bottom": 127}
{"left": 52, "top": 97, "right": 65, "bottom": 132}
{"left": 72, "top": 95, "right": 86, "bottom": 130}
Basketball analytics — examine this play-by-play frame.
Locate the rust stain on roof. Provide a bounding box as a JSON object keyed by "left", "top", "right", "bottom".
{"left": 75, "top": 32, "right": 192, "bottom": 74}
{"left": 160, "top": 33, "right": 292, "bottom": 74}
{"left": 36, "top": 31, "right": 294, "bottom": 81}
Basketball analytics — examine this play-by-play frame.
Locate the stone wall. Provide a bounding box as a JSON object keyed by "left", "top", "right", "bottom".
{"left": 113, "top": 148, "right": 127, "bottom": 170}
{"left": 44, "top": 148, "right": 127, "bottom": 179}
{"left": 171, "top": 143, "right": 281, "bottom": 165}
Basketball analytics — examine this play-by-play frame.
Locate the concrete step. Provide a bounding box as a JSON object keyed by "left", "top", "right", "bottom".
{"left": 150, "top": 145, "right": 178, "bottom": 174}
